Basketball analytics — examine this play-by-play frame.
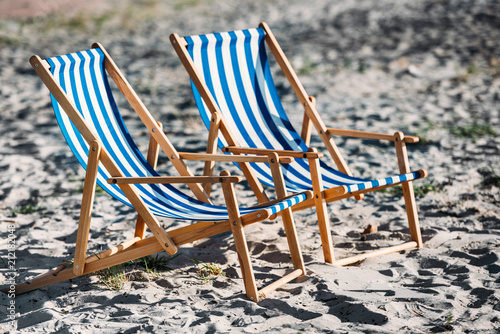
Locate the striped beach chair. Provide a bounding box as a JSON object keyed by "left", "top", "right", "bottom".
{"left": 11, "top": 44, "right": 313, "bottom": 302}
{"left": 171, "top": 22, "right": 428, "bottom": 265}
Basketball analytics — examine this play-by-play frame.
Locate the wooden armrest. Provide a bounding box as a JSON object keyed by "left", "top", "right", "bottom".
{"left": 326, "top": 128, "right": 419, "bottom": 143}
{"left": 223, "top": 146, "right": 323, "bottom": 159}
{"left": 178, "top": 152, "right": 294, "bottom": 164}
{"left": 107, "top": 175, "right": 243, "bottom": 185}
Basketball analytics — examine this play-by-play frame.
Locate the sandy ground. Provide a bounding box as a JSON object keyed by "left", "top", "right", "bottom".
{"left": 0, "top": 0, "right": 499, "bottom": 332}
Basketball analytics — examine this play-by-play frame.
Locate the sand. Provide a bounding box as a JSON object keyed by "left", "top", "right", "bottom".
{"left": 0, "top": 0, "right": 499, "bottom": 332}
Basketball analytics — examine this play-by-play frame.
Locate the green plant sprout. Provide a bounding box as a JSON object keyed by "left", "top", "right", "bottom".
{"left": 191, "top": 259, "right": 226, "bottom": 284}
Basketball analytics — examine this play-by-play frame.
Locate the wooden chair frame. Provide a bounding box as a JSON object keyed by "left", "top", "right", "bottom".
{"left": 3, "top": 43, "right": 313, "bottom": 302}
{"left": 170, "top": 22, "right": 427, "bottom": 266}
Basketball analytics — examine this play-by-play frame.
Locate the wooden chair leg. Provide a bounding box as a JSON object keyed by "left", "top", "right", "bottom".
{"left": 134, "top": 216, "right": 147, "bottom": 239}
{"left": 203, "top": 112, "right": 221, "bottom": 196}
{"left": 401, "top": 181, "right": 423, "bottom": 247}
{"left": 73, "top": 141, "right": 101, "bottom": 276}
{"left": 135, "top": 121, "right": 163, "bottom": 239}
{"left": 279, "top": 210, "right": 306, "bottom": 272}
{"left": 220, "top": 171, "right": 259, "bottom": 302}
{"left": 268, "top": 153, "right": 306, "bottom": 273}
{"left": 300, "top": 96, "right": 315, "bottom": 146}
{"left": 394, "top": 132, "right": 423, "bottom": 247}
{"left": 307, "top": 148, "right": 335, "bottom": 264}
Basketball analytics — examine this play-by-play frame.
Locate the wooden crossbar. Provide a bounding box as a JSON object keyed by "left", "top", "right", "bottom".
{"left": 107, "top": 175, "right": 243, "bottom": 185}
{"left": 334, "top": 241, "right": 418, "bottom": 266}
{"left": 327, "top": 127, "right": 419, "bottom": 143}
{"left": 180, "top": 152, "right": 295, "bottom": 164}
{"left": 258, "top": 268, "right": 303, "bottom": 297}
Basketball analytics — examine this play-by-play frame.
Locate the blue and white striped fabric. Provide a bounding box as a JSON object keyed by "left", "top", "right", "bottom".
{"left": 185, "top": 28, "right": 423, "bottom": 194}
{"left": 47, "top": 47, "right": 308, "bottom": 221}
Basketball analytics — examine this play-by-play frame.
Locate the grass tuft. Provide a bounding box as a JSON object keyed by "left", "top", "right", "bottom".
{"left": 141, "top": 254, "right": 179, "bottom": 278}
{"left": 95, "top": 254, "right": 178, "bottom": 291}
{"left": 431, "top": 313, "right": 454, "bottom": 334}
{"left": 97, "top": 264, "right": 131, "bottom": 291}
{"left": 10, "top": 204, "right": 43, "bottom": 215}
{"left": 358, "top": 61, "right": 366, "bottom": 74}
{"left": 0, "top": 35, "right": 22, "bottom": 47}
{"left": 467, "top": 61, "right": 478, "bottom": 75}
{"left": 191, "top": 259, "right": 225, "bottom": 284}
{"left": 344, "top": 57, "right": 352, "bottom": 69}
{"left": 450, "top": 119, "right": 497, "bottom": 141}
{"left": 174, "top": 0, "right": 201, "bottom": 11}
{"left": 415, "top": 119, "right": 439, "bottom": 145}
{"left": 298, "top": 57, "right": 316, "bottom": 75}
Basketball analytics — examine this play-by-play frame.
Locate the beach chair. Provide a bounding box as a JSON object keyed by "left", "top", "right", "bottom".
{"left": 6, "top": 44, "right": 313, "bottom": 302}
{"left": 170, "top": 22, "right": 428, "bottom": 265}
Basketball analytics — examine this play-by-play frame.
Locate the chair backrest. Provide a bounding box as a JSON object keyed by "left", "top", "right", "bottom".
{"left": 186, "top": 28, "right": 308, "bottom": 151}
{"left": 184, "top": 28, "right": 355, "bottom": 192}
{"left": 46, "top": 47, "right": 230, "bottom": 220}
